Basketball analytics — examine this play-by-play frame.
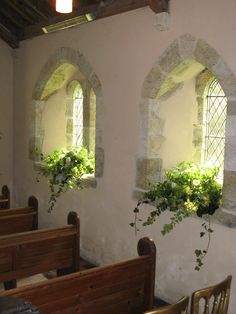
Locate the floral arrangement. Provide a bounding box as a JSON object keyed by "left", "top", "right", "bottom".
{"left": 130, "top": 161, "right": 222, "bottom": 270}
{"left": 37, "top": 147, "right": 94, "bottom": 212}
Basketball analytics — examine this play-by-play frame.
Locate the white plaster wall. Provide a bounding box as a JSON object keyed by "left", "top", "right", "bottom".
{"left": 42, "top": 88, "right": 67, "bottom": 154}
{"left": 0, "top": 39, "right": 13, "bottom": 192}
{"left": 159, "top": 78, "right": 198, "bottom": 170}
{"left": 12, "top": 0, "right": 236, "bottom": 312}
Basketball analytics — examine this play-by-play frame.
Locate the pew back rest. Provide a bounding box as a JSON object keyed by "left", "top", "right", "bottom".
{"left": 2, "top": 237, "right": 155, "bottom": 314}
{"left": 0, "top": 185, "right": 10, "bottom": 209}
{"left": 0, "top": 211, "right": 80, "bottom": 283}
{"left": 0, "top": 196, "right": 38, "bottom": 236}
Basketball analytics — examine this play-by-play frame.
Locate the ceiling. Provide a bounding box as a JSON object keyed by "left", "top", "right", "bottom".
{"left": 0, "top": 0, "right": 169, "bottom": 49}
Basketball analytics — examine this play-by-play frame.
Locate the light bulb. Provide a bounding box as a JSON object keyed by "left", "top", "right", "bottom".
{"left": 56, "top": 0, "right": 73, "bottom": 13}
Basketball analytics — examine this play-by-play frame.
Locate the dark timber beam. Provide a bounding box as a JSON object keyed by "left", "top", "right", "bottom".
{"left": 0, "top": 24, "right": 18, "bottom": 48}
{"left": 6, "top": 1, "right": 34, "bottom": 24}
{"left": 95, "top": 0, "right": 147, "bottom": 19}
{"left": 148, "top": 0, "right": 169, "bottom": 13}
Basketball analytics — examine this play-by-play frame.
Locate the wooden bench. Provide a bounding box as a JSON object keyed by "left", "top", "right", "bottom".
{"left": 0, "top": 211, "right": 80, "bottom": 290}
{"left": 0, "top": 185, "right": 10, "bottom": 209}
{"left": 1, "top": 237, "right": 156, "bottom": 314}
{"left": 0, "top": 196, "right": 38, "bottom": 236}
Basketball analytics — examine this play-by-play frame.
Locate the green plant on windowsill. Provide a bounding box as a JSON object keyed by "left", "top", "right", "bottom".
{"left": 130, "top": 161, "right": 222, "bottom": 270}
{"left": 36, "top": 147, "right": 95, "bottom": 212}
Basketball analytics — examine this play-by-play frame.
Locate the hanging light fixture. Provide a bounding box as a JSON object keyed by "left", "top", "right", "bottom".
{"left": 56, "top": 0, "right": 73, "bottom": 13}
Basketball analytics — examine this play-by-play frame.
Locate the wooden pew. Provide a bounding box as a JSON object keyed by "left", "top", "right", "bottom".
{"left": 0, "top": 196, "right": 38, "bottom": 236}
{"left": 0, "top": 211, "right": 80, "bottom": 290}
{"left": 2, "top": 237, "right": 156, "bottom": 314}
{"left": 0, "top": 185, "right": 10, "bottom": 209}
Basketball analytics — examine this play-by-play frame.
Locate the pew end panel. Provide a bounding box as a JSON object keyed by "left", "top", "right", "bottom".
{"left": 0, "top": 185, "right": 10, "bottom": 209}
{"left": 0, "top": 211, "right": 80, "bottom": 289}
{"left": 28, "top": 196, "right": 38, "bottom": 229}
{"left": 2, "top": 237, "right": 156, "bottom": 314}
{"left": 0, "top": 196, "right": 38, "bottom": 236}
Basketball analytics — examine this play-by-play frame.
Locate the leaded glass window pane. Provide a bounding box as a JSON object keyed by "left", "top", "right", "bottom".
{"left": 203, "top": 79, "right": 226, "bottom": 179}
{"left": 73, "top": 84, "right": 83, "bottom": 147}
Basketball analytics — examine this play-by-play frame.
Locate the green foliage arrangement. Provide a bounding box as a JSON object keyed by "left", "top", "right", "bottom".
{"left": 130, "top": 161, "right": 222, "bottom": 270}
{"left": 37, "top": 147, "right": 95, "bottom": 212}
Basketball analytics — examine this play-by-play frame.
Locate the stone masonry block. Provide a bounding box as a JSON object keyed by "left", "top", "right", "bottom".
{"left": 192, "top": 124, "right": 203, "bottom": 147}
{"left": 196, "top": 98, "right": 204, "bottom": 123}
{"left": 95, "top": 147, "right": 104, "bottom": 177}
{"left": 147, "top": 135, "right": 165, "bottom": 157}
{"left": 66, "top": 118, "right": 73, "bottom": 134}
{"left": 224, "top": 136, "right": 236, "bottom": 171}
{"left": 195, "top": 69, "right": 214, "bottom": 96}
{"left": 227, "top": 100, "right": 236, "bottom": 115}
{"left": 139, "top": 98, "right": 160, "bottom": 115}
{"left": 148, "top": 117, "right": 165, "bottom": 136}
{"left": 158, "top": 40, "right": 183, "bottom": 74}
{"left": 89, "top": 72, "right": 102, "bottom": 96}
{"left": 222, "top": 170, "right": 236, "bottom": 213}
{"left": 65, "top": 101, "right": 73, "bottom": 117}
{"left": 212, "top": 59, "right": 236, "bottom": 96}
{"left": 136, "top": 158, "right": 162, "bottom": 190}
{"left": 225, "top": 116, "right": 236, "bottom": 137}
{"left": 142, "top": 67, "right": 166, "bottom": 98}
{"left": 194, "top": 39, "right": 220, "bottom": 69}
{"left": 178, "top": 34, "right": 197, "bottom": 59}
{"left": 157, "top": 76, "right": 177, "bottom": 99}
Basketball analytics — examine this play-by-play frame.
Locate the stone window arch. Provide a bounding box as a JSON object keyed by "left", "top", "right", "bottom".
{"left": 30, "top": 47, "right": 104, "bottom": 178}
{"left": 137, "top": 34, "right": 236, "bottom": 225}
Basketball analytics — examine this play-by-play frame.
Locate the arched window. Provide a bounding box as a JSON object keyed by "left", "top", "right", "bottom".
{"left": 202, "top": 79, "right": 227, "bottom": 179}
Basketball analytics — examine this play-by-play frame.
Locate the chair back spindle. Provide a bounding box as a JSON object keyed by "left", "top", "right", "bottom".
{"left": 190, "top": 275, "right": 232, "bottom": 314}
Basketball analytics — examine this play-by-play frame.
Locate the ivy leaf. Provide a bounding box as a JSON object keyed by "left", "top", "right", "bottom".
{"left": 195, "top": 249, "right": 202, "bottom": 257}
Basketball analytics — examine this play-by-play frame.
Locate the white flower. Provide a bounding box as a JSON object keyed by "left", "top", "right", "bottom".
{"left": 66, "top": 157, "right": 71, "bottom": 164}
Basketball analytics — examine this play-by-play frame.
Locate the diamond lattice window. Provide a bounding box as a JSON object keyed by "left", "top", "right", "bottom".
{"left": 203, "top": 79, "right": 227, "bottom": 178}
{"left": 73, "top": 84, "right": 83, "bottom": 147}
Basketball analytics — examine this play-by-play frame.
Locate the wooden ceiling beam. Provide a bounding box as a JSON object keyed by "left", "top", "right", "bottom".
{"left": 95, "top": 0, "right": 148, "bottom": 19}
{"left": 6, "top": 1, "right": 35, "bottom": 24}
{"left": 0, "top": 23, "right": 19, "bottom": 48}
{"left": 24, "top": 0, "right": 51, "bottom": 19}
{"left": 148, "top": 0, "right": 169, "bottom": 13}
{"left": 21, "top": 0, "right": 170, "bottom": 43}
{"left": 0, "top": 8, "right": 25, "bottom": 28}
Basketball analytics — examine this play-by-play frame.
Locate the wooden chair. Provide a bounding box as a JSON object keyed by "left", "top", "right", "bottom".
{"left": 144, "top": 296, "right": 189, "bottom": 314}
{"left": 190, "top": 275, "right": 232, "bottom": 314}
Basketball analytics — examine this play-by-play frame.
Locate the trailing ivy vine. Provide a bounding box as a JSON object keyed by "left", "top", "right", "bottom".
{"left": 130, "top": 161, "right": 222, "bottom": 270}
{"left": 36, "top": 147, "right": 95, "bottom": 212}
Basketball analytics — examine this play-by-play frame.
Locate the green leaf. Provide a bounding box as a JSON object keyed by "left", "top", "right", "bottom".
{"left": 195, "top": 249, "right": 202, "bottom": 257}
